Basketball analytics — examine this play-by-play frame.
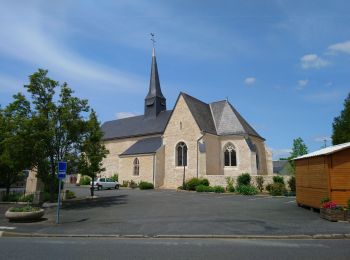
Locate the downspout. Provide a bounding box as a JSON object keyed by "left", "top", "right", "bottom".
{"left": 153, "top": 154, "right": 156, "bottom": 187}
{"left": 196, "top": 133, "right": 204, "bottom": 178}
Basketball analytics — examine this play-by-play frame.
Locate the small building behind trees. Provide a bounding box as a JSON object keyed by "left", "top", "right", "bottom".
{"left": 295, "top": 142, "right": 350, "bottom": 208}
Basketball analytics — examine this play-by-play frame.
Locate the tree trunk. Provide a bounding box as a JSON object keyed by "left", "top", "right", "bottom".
{"left": 90, "top": 176, "right": 95, "bottom": 197}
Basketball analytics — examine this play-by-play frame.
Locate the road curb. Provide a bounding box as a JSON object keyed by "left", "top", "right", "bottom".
{"left": 1, "top": 231, "right": 350, "bottom": 240}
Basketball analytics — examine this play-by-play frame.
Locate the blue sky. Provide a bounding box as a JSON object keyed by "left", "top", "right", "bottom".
{"left": 0, "top": 0, "right": 349, "bottom": 159}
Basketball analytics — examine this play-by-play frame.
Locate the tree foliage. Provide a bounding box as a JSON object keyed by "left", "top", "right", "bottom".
{"left": 288, "top": 137, "right": 308, "bottom": 172}
{"left": 332, "top": 93, "right": 350, "bottom": 145}
{"left": 0, "top": 93, "right": 33, "bottom": 195}
{"left": 78, "top": 110, "right": 108, "bottom": 197}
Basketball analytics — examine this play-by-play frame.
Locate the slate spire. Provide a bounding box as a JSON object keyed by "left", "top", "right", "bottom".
{"left": 144, "top": 48, "right": 166, "bottom": 118}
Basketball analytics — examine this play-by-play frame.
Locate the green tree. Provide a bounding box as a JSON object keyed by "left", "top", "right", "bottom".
{"left": 332, "top": 93, "right": 350, "bottom": 145}
{"left": 288, "top": 137, "right": 308, "bottom": 172}
{"left": 0, "top": 93, "right": 33, "bottom": 196}
{"left": 26, "top": 69, "right": 89, "bottom": 202}
{"left": 78, "top": 110, "right": 108, "bottom": 197}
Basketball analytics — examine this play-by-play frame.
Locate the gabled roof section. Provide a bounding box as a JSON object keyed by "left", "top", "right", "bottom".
{"left": 181, "top": 93, "right": 217, "bottom": 135}
{"left": 120, "top": 137, "right": 162, "bottom": 156}
{"left": 210, "top": 100, "right": 264, "bottom": 140}
{"left": 294, "top": 141, "right": 350, "bottom": 160}
{"left": 101, "top": 110, "right": 172, "bottom": 140}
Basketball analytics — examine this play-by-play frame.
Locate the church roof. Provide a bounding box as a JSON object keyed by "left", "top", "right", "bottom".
{"left": 145, "top": 48, "right": 165, "bottom": 100}
{"left": 101, "top": 110, "right": 172, "bottom": 140}
{"left": 120, "top": 136, "right": 162, "bottom": 156}
{"left": 210, "top": 100, "right": 264, "bottom": 140}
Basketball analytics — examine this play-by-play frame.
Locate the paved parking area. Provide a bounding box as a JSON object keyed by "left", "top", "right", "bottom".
{"left": 1, "top": 187, "right": 350, "bottom": 236}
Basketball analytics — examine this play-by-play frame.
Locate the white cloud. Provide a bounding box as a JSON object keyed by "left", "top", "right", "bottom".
{"left": 115, "top": 112, "right": 137, "bottom": 119}
{"left": 271, "top": 148, "right": 292, "bottom": 160}
{"left": 297, "top": 79, "right": 308, "bottom": 90}
{"left": 328, "top": 40, "right": 350, "bottom": 55}
{"left": 300, "top": 54, "right": 329, "bottom": 69}
{"left": 244, "top": 77, "right": 256, "bottom": 86}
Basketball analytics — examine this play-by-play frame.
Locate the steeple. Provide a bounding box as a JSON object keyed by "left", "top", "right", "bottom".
{"left": 144, "top": 47, "right": 166, "bottom": 118}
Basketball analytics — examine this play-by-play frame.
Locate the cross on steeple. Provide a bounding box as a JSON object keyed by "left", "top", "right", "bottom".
{"left": 150, "top": 33, "right": 156, "bottom": 48}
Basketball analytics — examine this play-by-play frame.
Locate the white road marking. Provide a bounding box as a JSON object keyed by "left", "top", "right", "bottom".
{"left": 249, "top": 197, "right": 271, "bottom": 201}
{"left": 285, "top": 200, "right": 296, "bottom": 204}
{"left": 0, "top": 226, "right": 16, "bottom": 230}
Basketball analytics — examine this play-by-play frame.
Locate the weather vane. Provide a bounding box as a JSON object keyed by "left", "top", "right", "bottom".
{"left": 150, "top": 33, "right": 156, "bottom": 48}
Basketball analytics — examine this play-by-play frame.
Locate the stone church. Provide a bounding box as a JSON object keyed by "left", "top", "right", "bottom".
{"left": 101, "top": 48, "right": 273, "bottom": 189}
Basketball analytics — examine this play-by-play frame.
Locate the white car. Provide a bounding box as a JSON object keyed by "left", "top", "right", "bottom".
{"left": 90, "top": 178, "right": 120, "bottom": 190}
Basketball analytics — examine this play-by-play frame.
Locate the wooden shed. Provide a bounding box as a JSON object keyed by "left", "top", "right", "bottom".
{"left": 295, "top": 142, "right": 350, "bottom": 209}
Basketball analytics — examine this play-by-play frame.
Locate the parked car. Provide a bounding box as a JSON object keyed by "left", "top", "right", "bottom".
{"left": 90, "top": 178, "right": 120, "bottom": 190}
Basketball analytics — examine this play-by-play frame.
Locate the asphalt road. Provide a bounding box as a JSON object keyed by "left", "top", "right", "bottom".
{"left": 1, "top": 186, "right": 350, "bottom": 236}
{"left": 1, "top": 237, "right": 350, "bottom": 260}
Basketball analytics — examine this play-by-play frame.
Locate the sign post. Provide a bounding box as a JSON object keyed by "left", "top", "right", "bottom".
{"left": 56, "top": 161, "right": 67, "bottom": 224}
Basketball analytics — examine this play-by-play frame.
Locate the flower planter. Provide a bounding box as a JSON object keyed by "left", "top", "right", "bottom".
{"left": 5, "top": 208, "right": 45, "bottom": 222}
{"left": 320, "top": 208, "right": 347, "bottom": 222}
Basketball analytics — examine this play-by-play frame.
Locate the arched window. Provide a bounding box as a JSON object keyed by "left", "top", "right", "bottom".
{"left": 133, "top": 158, "right": 139, "bottom": 176}
{"left": 224, "top": 143, "right": 237, "bottom": 166}
{"left": 176, "top": 142, "right": 187, "bottom": 166}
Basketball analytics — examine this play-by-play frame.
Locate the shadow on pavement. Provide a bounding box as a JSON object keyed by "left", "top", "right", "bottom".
{"left": 62, "top": 195, "right": 128, "bottom": 211}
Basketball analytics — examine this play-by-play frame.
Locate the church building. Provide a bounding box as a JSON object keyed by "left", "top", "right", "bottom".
{"left": 101, "top": 48, "right": 273, "bottom": 189}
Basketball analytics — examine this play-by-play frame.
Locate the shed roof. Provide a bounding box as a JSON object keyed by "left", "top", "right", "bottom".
{"left": 294, "top": 141, "right": 350, "bottom": 160}
{"left": 120, "top": 137, "right": 162, "bottom": 156}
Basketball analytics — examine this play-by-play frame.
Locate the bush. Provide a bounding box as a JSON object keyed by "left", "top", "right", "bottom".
{"left": 213, "top": 186, "right": 225, "bottom": 193}
{"left": 66, "top": 190, "right": 76, "bottom": 199}
{"left": 111, "top": 174, "right": 118, "bottom": 182}
{"left": 268, "top": 183, "right": 287, "bottom": 196}
{"left": 9, "top": 206, "right": 41, "bottom": 212}
{"left": 273, "top": 176, "right": 284, "bottom": 184}
{"left": 227, "top": 185, "right": 235, "bottom": 192}
{"left": 79, "top": 176, "right": 91, "bottom": 185}
{"left": 200, "top": 178, "right": 210, "bottom": 186}
{"left": 19, "top": 194, "right": 34, "bottom": 202}
{"left": 237, "top": 173, "right": 251, "bottom": 186}
{"left": 225, "top": 177, "right": 235, "bottom": 192}
{"left": 255, "top": 176, "right": 264, "bottom": 192}
{"left": 196, "top": 185, "right": 214, "bottom": 192}
{"left": 265, "top": 183, "right": 272, "bottom": 192}
{"left": 288, "top": 176, "right": 296, "bottom": 192}
{"left": 236, "top": 185, "right": 258, "bottom": 195}
{"left": 139, "top": 181, "right": 154, "bottom": 190}
{"left": 122, "top": 180, "right": 129, "bottom": 187}
{"left": 2, "top": 193, "right": 21, "bottom": 202}
{"left": 185, "top": 178, "right": 209, "bottom": 191}
{"left": 321, "top": 197, "right": 330, "bottom": 204}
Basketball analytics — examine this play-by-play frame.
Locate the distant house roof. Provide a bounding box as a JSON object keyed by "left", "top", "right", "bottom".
{"left": 101, "top": 110, "right": 172, "bottom": 140}
{"left": 294, "top": 142, "right": 350, "bottom": 160}
{"left": 120, "top": 137, "right": 162, "bottom": 156}
{"left": 273, "top": 160, "right": 289, "bottom": 173}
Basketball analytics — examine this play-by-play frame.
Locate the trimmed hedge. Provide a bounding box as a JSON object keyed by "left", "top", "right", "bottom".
{"left": 139, "top": 181, "right": 154, "bottom": 190}
{"left": 196, "top": 185, "right": 214, "bottom": 192}
{"left": 185, "top": 178, "right": 210, "bottom": 191}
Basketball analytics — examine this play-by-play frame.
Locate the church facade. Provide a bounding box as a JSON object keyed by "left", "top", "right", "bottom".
{"left": 101, "top": 49, "right": 273, "bottom": 189}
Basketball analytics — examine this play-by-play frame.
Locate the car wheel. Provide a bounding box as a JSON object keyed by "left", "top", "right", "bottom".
{"left": 115, "top": 185, "right": 119, "bottom": 190}
{"left": 98, "top": 185, "right": 102, "bottom": 190}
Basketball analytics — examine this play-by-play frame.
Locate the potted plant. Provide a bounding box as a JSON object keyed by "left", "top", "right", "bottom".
{"left": 320, "top": 200, "right": 347, "bottom": 222}
{"left": 5, "top": 205, "right": 45, "bottom": 222}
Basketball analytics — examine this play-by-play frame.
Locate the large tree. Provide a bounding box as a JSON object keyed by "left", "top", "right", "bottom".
{"left": 332, "top": 93, "right": 350, "bottom": 145}
{"left": 78, "top": 110, "right": 108, "bottom": 197}
{"left": 288, "top": 137, "right": 308, "bottom": 172}
{"left": 0, "top": 93, "right": 33, "bottom": 196}
{"left": 26, "top": 69, "right": 89, "bottom": 202}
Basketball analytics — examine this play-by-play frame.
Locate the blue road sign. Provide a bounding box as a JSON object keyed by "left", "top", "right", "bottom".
{"left": 58, "top": 172, "right": 66, "bottom": 179}
{"left": 58, "top": 161, "right": 67, "bottom": 173}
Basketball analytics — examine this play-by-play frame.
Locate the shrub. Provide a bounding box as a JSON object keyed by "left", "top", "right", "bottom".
{"left": 288, "top": 176, "right": 296, "bottom": 192}
{"left": 111, "top": 174, "right": 118, "bottom": 182}
{"left": 43, "top": 192, "right": 58, "bottom": 202}
{"left": 200, "top": 178, "right": 210, "bottom": 186}
{"left": 269, "top": 183, "right": 287, "bottom": 196}
{"left": 66, "top": 190, "right": 76, "bottom": 199}
{"left": 185, "top": 178, "right": 202, "bottom": 191}
{"left": 139, "top": 181, "right": 154, "bottom": 190}
{"left": 265, "top": 183, "right": 272, "bottom": 192}
{"left": 225, "top": 177, "right": 235, "bottom": 192}
{"left": 196, "top": 185, "right": 214, "bottom": 192}
{"left": 9, "top": 206, "right": 41, "bottom": 212}
{"left": 321, "top": 197, "right": 330, "bottom": 204}
{"left": 79, "top": 176, "right": 91, "bottom": 185}
{"left": 19, "top": 194, "right": 34, "bottom": 202}
{"left": 227, "top": 185, "right": 235, "bottom": 192}
{"left": 213, "top": 186, "right": 225, "bottom": 193}
{"left": 255, "top": 176, "right": 264, "bottom": 192}
{"left": 273, "top": 176, "right": 284, "bottom": 184}
{"left": 129, "top": 180, "right": 138, "bottom": 189}
{"left": 177, "top": 185, "right": 184, "bottom": 190}
{"left": 121, "top": 180, "right": 129, "bottom": 187}
{"left": 236, "top": 185, "right": 258, "bottom": 195}
{"left": 237, "top": 173, "right": 251, "bottom": 186}
{"left": 2, "top": 193, "right": 21, "bottom": 202}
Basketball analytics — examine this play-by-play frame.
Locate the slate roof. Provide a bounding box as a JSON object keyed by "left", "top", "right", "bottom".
{"left": 181, "top": 93, "right": 217, "bottom": 135}
{"left": 101, "top": 110, "right": 172, "bottom": 140}
{"left": 120, "top": 137, "right": 162, "bottom": 156}
{"left": 294, "top": 141, "right": 350, "bottom": 160}
{"left": 273, "top": 160, "right": 289, "bottom": 173}
{"left": 210, "top": 100, "right": 264, "bottom": 140}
